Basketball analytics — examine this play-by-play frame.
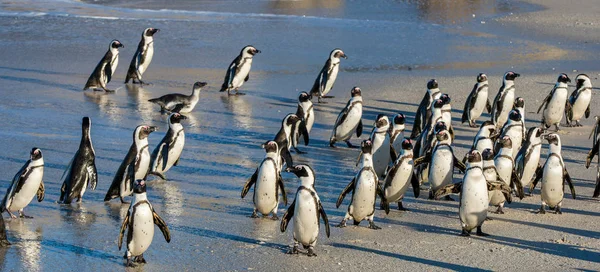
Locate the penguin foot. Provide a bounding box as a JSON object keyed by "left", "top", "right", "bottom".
{"left": 554, "top": 124, "right": 560, "bottom": 132}
{"left": 322, "top": 95, "right": 335, "bottom": 99}
{"left": 493, "top": 206, "right": 504, "bottom": 214}
{"left": 460, "top": 229, "right": 471, "bottom": 237}
{"left": 537, "top": 206, "right": 546, "bottom": 214}
{"left": 293, "top": 147, "right": 306, "bottom": 154}
{"left": 353, "top": 220, "right": 360, "bottom": 226}
{"left": 555, "top": 207, "right": 562, "bottom": 214}
{"left": 307, "top": 248, "right": 317, "bottom": 257}
{"left": 19, "top": 214, "right": 33, "bottom": 219}
{"left": 476, "top": 227, "right": 489, "bottom": 237}
{"left": 0, "top": 239, "right": 11, "bottom": 247}
{"left": 317, "top": 97, "right": 327, "bottom": 104}
{"left": 270, "top": 215, "right": 279, "bottom": 221}
{"left": 345, "top": 141, "right": 358, "bottom": 148}
{"left": 397, "top": 202, "right": 409, "bottom": 211}
{"left": 336, "top": 220, "right": 347, "bottom": 228}
{"left": 235, "top": 92, "right": 246, "bottom": 96}
{"left": 576, "top": 121, "right": 583, "bottom": 127}
{"left": 126, "top": 259, "right": 136, "bottom": 267}
{"left": 120, "top": 197, "right": 130, "bottom": 205}
{"left": 150, "top": 172, "right": 167, "bottom": 180}
{"left": 250, "top": 211, "right": 259, "bottom": 218}
{"left": 329, "top": 141, "right": 337, "bottom": 148}
{"left": 443, "top": 195, "right": 455, "bottom": 201}
{"left": 286, "top": 246, "right": 299, "bottom": 255}
{"left": 104, "top": 88, "right": 116, "bottom": 93}
{"left": 428, "top": 191, "right": 434, "bottom": 200}
{"left": 368, "top": 221, "right": 381, "bottom": 230}
{"left": 134, "top": 255, "right": 147, "bottom": 263}
{"left": 8, "top": 211, "right": 17, "bottom": 219}
{"left": 469, "top": 122, "right": 478, "bottom": 128}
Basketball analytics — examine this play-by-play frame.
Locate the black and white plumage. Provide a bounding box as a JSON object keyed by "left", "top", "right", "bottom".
{"left": 495, "top": 110, "right": 524, "bottom": 159}
{"left": 295, "top": 92, "right": 314, "bottom": 142}
{"left": 84, "top": 39, "right": 124, "bottom": 92}
{"left": 0, "top": 213, "right": 8, "bottom": 246}
{"left": 537, "top": 73, "right": 571, "bottom": 131}
{"left": 329, "top": 87, "right": 363, "bottom": 148}
{"left": 105, "top": 125, "right": 158, "bottom": 203}
{"left": 59, "top": 117, "right": 97, "bottom": 204}
{"left": 586, "top": 119, "right": 600, "bottom": 197}
{"left": 1, "top": 148, "right": 45, "bottom": 219}
{"left": 464, "top": 121, "right": 497, "bottom": 163}
{"left": 274, "top": 114, "right": 307, "bottom": 169}
{"left": 369, "top": 114, "right": 393, "bottom": 178}
{"left": 389, "top": 113, "right": 406, "bottom": 155}
{"left": 118, "top": 180, "right": 171, "bottom": 267}
{"left": 490, "top": 136, "right": 524, "bottom": 214}
{"left": 515, "top": 127, "right": 544, "bottom": 193}
{"left": 148, "top": 81, "right": 207, "bottom": 114}
{"left": 411, "top": 79, "right": 441, "bottom": 139}
{"left": 310, "top": 48, "right": 347, "bottom": 103}
{"left": 513, "top": 97, "right": 526, "bottom": 138}
{"left": 381, "top": 139, "right": 420, "bottom": 211}
{"left": 125, "top": 28, "right": 159, "bottom": 85}
{"left": 566, "top": 74, "right": 592, "bottom": 127}
{"left": 462, "top": 73, "right": 491, "bottom": 127}
{"left": 219, "top": 45, "right": 260, "bottom": 95}
{"left": 491, "top": 71, "right": 520, "bottom": 128}
{"left": 148, "top": 113, "right": 187, "bottom": 180}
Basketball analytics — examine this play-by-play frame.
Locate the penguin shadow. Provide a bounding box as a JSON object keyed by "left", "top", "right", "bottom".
{"left": 0, "top": 75, "right": 80, "bottom": 92}
{"left": 40, "top": 239, "right": 120, "bottom": 264}
{"left": 58, "top": 203, "right": 97, "bottom": 228}
{"left": 103, "top": 202, "right": 129, "bottom": 226}
{"left": 170, "top": 224, "right": 287, "bottom": 252}
{"left": 493, "top": 217, "right": 600, "bottom": 239}
{"left": 5, "top": 219, "right": 43, "bottom": 271}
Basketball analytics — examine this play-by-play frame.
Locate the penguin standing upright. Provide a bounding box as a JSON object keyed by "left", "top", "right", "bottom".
{"left": 515, "top": 127, "right": 544, "bottom": 194}
{"left": 462, "top": 73, "right": 491, "bottom": 127}
{"left": 59, "top": 117, "right": 97, "bottom": 204}
{"left": 381, "top": 139, "right": 420, "bottom": 211}
{"left": 1, "top": 148, "right": 45, "bottom": 218}
{"left": 274, "top": 114, "right": 307, "bottom": 167}
{"left": 495, "top": 110, "right": 524, "bottom": 159}
{"left": 490, "top": 136, "right": 523, "bottom": 213}
{"left": 219, "top": 45, "right": 261, "bottom": 95}
{"left": 531, "top": 134, "right": 576, "bottom": 214}
{"left": 125, "top": 28, "right": 159, "bottom": 85}
{"left": 585, "top": 123, "right": 600, "bottom": 197}
{"left": 491, "top": 71, "right": 520, "bottom": 128}
{"left": 368, "top": 114, "right": 394, "bottom": 178}
{"left": 389, "top": 113, "right": 406, "bottom": 154}
{"left": 463, "top": 121, "right": 496, "bottom": 163}
{"left": 415, "top": 100, "right": 446, "bottom": 159}
{"left": 566, "top": 74, "right": 593, "bottom": 127}
{"left": 118, "top": 180, "right": 171, "bottom": 267}
{"left": 329, "top": 87, "right": 363, "bottom": 148}
{"left": 105, "top": 125, "right": 158, "bottom": 203}
{"left": 482, "top": 149, "right": 498, "bottom": 184}
{"left": 310, "top": 48, "right": 347, "bottom": 103}
{"left": 411, "top": 79, "right": 441, "bottom": 139}
{"left": 336, "top": 140, "right": 389, "bottom": 229}
{"left": 440, "top": 94, "right": 454, "bottom": 139}
{"left": 84, "top": 40, "right": 124, "bottom": 92}
{"left": 148, "top": 81, "right": 207, "bottom": 114}
{"left": 513, "top": 97, "right": 527, "bottom": 138}
{"left": 537, "top": 73, "right": 571, "bottom": 131}
{"left": 281, "top": 164, "right": 330, "bottom": 257}
{"left": 289, "top": 113, "right": 310, "bottom": 154}
{"left": 148, "top": 113, "right": 188, "bottom": 180}
{"left": 242, "top": 141, "right": 287, "bottom": 219}
{"left": 295, "top": 92, "right": 315, "bottom": 138}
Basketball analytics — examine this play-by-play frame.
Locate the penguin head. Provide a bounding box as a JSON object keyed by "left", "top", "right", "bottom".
{"left": 466, "top": 150, "right": 482, "bottom": 163}
{"left": 544, "top": 133, "right": 560, "bottom": 146}
{"left": 481, "top": 121, "right": 495, "bottom": 135}
{"left": 110, "top": 40, "right": 124, "bottom": 49}
{"left": 526, "top": 127, "right": 543, "bottom": 142}
{"left": 498, "top": 136, "right": 513, "bottom": 149}
{"left": 350, "top": 86, "right": 361, "bottom": 97}
{"left": 241, "top": 45, "right": 260, "bottom": 57}
{"left": 435, "top": 130, "right": 449, "bottom": 141}
{"left": 393, "top": 113, "right": 406, "bottom": 125}
{"left": 508, "top": 110, "right": 522, "bottom": 121}
{"left": 82, "top": 116, "right": 91, "bottom": 133}
{"left": 134, "top": 179, "right": 147, "bottom": 194}
{"left": 440, "top": 94, "right": 451, "bottom": 104}
{"left": 30, "top": 147, "right": 42, "bottom": 161}
{"left": 434, "top": 121, "right": 447, "bottom": 134}
{"left": 482, "top": 148, "right": 494, "bottom": 161}
{"left": 361, "top": 140, "right": 373, "bottom": 154}
{"left": 576, "top": 74, "right": 591, "bottom": 89}
{"left": 169, "top": 113, "right": 188, "bottom": 125}
{"left": 288, "top": 164, "right": 316, "bottom": 186}
{"left": 144, "top": 28, "right": 160, "bottom": 37}
{"left": 557, "top": 73, "right": 571, "bottom": 84}
{"left": 401, "top": 139, "right": 413, "bottom": 151}
{"left": 504, "top": 71, "right": 520, "bottom": 81}
{"left": 477, "top": 73, "right": 488, "bottom": 83}
{"left": 514, "top": 97, "right": 525, "bottom": 108}
{"left": 193, "top": 81, "right": 207, "bottom": 90}
{"left": 283, "top": 114, "right": 302, "bottom": 127}
{"left": 432, "top": 99, "right": 444, "bottom": 109}
{"left": 330, "top": 48, "right": 347, "bottom": 59}
{"left": 135, "top": 125, "right": 158, "bottom": 141}
{"left": 298, "top": 92, "right": 312, "bottom": 102}
{"left": 261, "top": 141, "right": 279, "bottom": 154}
{"left": 375, "top": 114, "right": 389, "bottom": 129}
{"left": 427, "top": 79, "right": 438, "bottom": 89}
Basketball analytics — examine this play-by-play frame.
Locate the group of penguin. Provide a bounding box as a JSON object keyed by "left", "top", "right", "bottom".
{"left": 1, "top": 25, "right": 599, "bottom": 265}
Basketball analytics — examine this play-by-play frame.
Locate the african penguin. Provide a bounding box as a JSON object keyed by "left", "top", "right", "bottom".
{"left": 462, "top": 73, "right": 491, "bottom": 127}
{"left": 369, "top": 114, "right": 393, "bottom": 178}
{"left": 585, "top": 123, "right": 600, "bottom": 197}
{"left": 295, "top": 92, "right": 315, "bottom": 139}
{"left": 219, "top": 45, "right": 261, "bottom": 95}
{"left": 566, "top": 74, "right": 592, "bottom": 127}
{"left": 440, "top": 93, "right": 454, "bottom": 139}
{"left": 495, "top": 110, "right": 523, "bottom": 159}
{"left": 537, "top": 73, "right": 571, "bottom": 131}
{"left": 490, "top": 136, "right": 523, "bottom": 213}
{"left": 463, "top": 121, "right": 496, "bottom": 163}
{"left": 289, "top": 113, "right": 310, "bottom": 154}
{"left": 84, "top": 39, "right": 124, "bottom": 92}
{"left": 389, "top": 113, "right": 406, "bottom": 155}
{"left": 274, "top": 114, "right": 307, "bottom": 168}
{"left": 515, "top": 127, "right": 544, "bottom": 194}
{"left": 0, "top": 213, "right": 8, "bottom": 246}
{"left": 59, "top": 117, "right": 97, "bottom": 204}
{"left": 148, "top": 81, "right": 207, "bottom": 114}
{"left": 381, "top": 139, "right": 420, "bottom": 211}
{"left": 482, "top": 149, "right": 498, "bottom": 185}
{"left": 310, "top": 48, "right": 347, "bottom": 103}
{"left": 411, "top": 79, "right": 441, "bottom": 139}
{"left": 125, "top": 28, "right": 160, "bottom": 85}
{"left": 513, "top": 97, "right": 526, "bottom": 138}
{"left": 491, "top": 71, "right": 520, "bottom": 128}
{"left": 329, "top": 87, "right": 363, "bottom": 148}
{"left": 1, "top": 148, "right": 45, "bottom": 219}
{"left": 148, "top": 113, "right": 188, "bottom": 180}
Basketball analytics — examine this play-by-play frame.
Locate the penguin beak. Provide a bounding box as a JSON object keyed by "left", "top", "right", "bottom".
{"left": 514, "top": 73, "right": 520, "bottom": 77}
{"left": 342, "top": 53, "right": 348, "bottom": 59}
{"left": 179, "top": 115, "right": 188, "bottom": 120}
{"left": 149, "top": 126, "right": 158, "bottom": 132}
{"left": 254, "top": 49, "right": 261, "bottom": 54}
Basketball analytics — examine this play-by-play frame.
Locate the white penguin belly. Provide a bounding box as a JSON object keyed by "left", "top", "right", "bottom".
{"left": 459, "top": 171, "right": 488, "bottom": 231}
{"left": 349, "top": 171, "right": 376, "bottom": 221}
{"left": 489, "top": 159, "right": 511, "bottom": 206}
{"left": 138, "top": 45, "right": 154, "bottom": 76}
{"left": 231, "top": 60, "right": 252, "bottom": 89}
{"left": 470, "top": 90, "right": 488, "bottom": 120}
{"left": 544, "top": 91, "right": 568, "bottom": 126}
{"left": 323, "top": 65, "right": 339, "bottom": 96}
{"left": 497, "top": 91, "right": 515, "bottom": 127}
{"left": 253, "top": 161, "right": 279, "bottom": 215}
{"left": 519, "top": 147, "right": 541, "bottom": 187}
{"left": 371, "top": 134, "right": 390, "bottom": 178}
{"left": 293, "top": 191, "right": 319, "bottom": 246}
{"left": 384, "top": 161, "right": 413, "bottom": 203}
{"left": 178, "top": 98, "right": 198, "bottom": 114}
{"left": 429, "top": 147, "right": 453, "bottom": 192}
{"left": 571, "top": 91, "right": 591, "bottom": 120}
{"left": 334, "top": 106, "right": 362, "bottom": 141}
{"left": 305, "top": 109, "right": 314, "bottom": 134}
{"left": 541, "top": 158, "right": 564, "bottom": 207}
{"left": 391, "top": 134, "right": 404, "bottom": 154}
{"left": 111, "top": 55, "right": 119, "bottom": 77}
{"left": 158, "top": 134, "right": 185, "bottom": 174}
{"left": 128, "top": 204, "right": 155, "bottom": 256}
{"left": 8, "top": 168, "right": 43, "bottom": 211}
{"left": 475, "top": 138, "right": 493, "bottom": 154}
{"left": 505, "top": 128, "right": 522, "bottom": 158}
{"left": 135, "top": 150, "right": 151, "bottom": 180}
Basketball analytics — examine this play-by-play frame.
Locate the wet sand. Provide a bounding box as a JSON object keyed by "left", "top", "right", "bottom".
{"left": 0, "top": 0, "right": 599, "bottom": 271}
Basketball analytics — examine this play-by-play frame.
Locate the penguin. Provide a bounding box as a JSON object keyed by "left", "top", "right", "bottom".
{"left": 490, "top": 136, "right": 524, "bottom": 213}
{"left": 118, "top": 180, "right": 171, "bottom": 267}
{"left": 530, "top": 133, "right": 576, "bottom": 214}
{"left": 1, "top": 148, "right": 45, "bottom": 219}
{"left": 585, "top": 123, "right": 600, "bottom": 197}
{"left": 310, "top": 48, "right": 347, "bottom": 103}
{"left": 482, "top": 149, "right": 499, "bottom": 185}
{"left": 515, "top": 127, "right": 544, "bottom": 194}
{"left": 0, "top": 213, "right": 9, "bottom": 246}
{"left": 414, "top": 121, "right": 449, "bottom": 185}
{"left": 368, "top": 114, "right": 394, "bottom": 178}
{"left": 537, "top": 73, "right": 571, "bottom": 131}
{"left": 125, "top": 28, "right": 160, "bottom": 85}
{"left": 495, "top": 110, "right": 524, "bottom": 159}
{"left": 148, "top": 113, "right": 188, "bottom": 180}
{"left": 241, "top": 141, "right": 287, "bottom": 219}
{"left": 329, "top": 87, "right": 363, "bottom": 148}
{"left": 415, "top": 99, "right": 446, "bottom": 158}
{"left": 389, "top": 113, "right": 406, "bottom": 155}
{"left": 381, "top": 139, "right": 420, "bottom": 211}
{"left": 491, "top": 71, "right": 520, "bottom": 128}
{"left": 440, "top": 94, "right": 454, "bottom": 139}
{"left": 219, "top": 45, "right": 261, "bottom": 95}
{"left": 59, "top": 117, "right": 97, "bottom": 204}
{"left": 411, "top": 79, "right": 441, "bottom": 139}
{"left": 434, "top": 150, "right": 512, "bottom": 236}
{"left": 289, "top": 113, "right": 310, "bottom": 154}
{"left": 462, "top": 73, "right": 491, "bottom": 127}
{"left": 513, "top": 97, "right": 527, "bottom": 138}
{"left": 463, "top": 121, "right": 497, "bottom": 163}
{"left": 105, "top": 125, "right": 158, "bottom": 203}
{"left": 148, "top": 81, "right": 207, "bottom": 114}
{"left": 566, "top": 74, "right": 592, "bottom": 127}
{"left": 84, "top": 39, "right": 124, "bottom": 92}
{"left": 274, "top": 114, "right": 307, "bottom": 168}
{"left": 413, "top": 128, "right": 466, "bottom": 200}
{"left": 295, "top": 92, "right": 315, "bottom": 138}
{"left": 280, "top": 164, "right": 330, "bottom": 257}
{"left": 336, "top": 140, "right": 389, "bottom": 229}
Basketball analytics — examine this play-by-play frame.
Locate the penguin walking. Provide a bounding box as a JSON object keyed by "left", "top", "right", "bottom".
{"left": 1, "top": 148, "right": 45, "bottom": 218}
{"left": 435, "top": 150, "right": 512, "bottom": 236}
{"left": 336, "top": 140, "right": 389, "bottom": 229}
{"left": 148, "top": 81, "right": 207, "bottom": 114}
{"left": 513, "top": 97, "right": 527, "bottom": 138}
{"left": 566, "top": 74, "right": 593, "bottom": 127}
{"left": 59, "top": 117, "right": 97, "bottom": 204}
{"left": 241, "top": 141, "right": 287, "bottom": 219}
{"left": 84, "top": 40, "right": 124, "bottom": 92}
{"left": 310, "top": 48, "right": 347, "bottom": 103}
{"left": 389, "top": 113, "right": 406, "bottom": 155}
{"left": 118, "top": 180, "right": 171, "bottom": 267}
{"left": 125, "top": 28, "right": 160, "bottom": 85}
{"left": 414, "top": 121, "right": 450, "bottom": 185}
{"left": 537, "top": 73, "right": 571, "bottom": 131}
{"left": 368, "top": 114, "right": 394, "bottom": 178}
{"left": 491, "top": 71, "right": 520, "bottom": 128}
{"left": 495, "top": 110, "right": 524, "bottom": 159}
{"left": 273, "top": 113, "right": 307, "bottom": 167}
{"left": 219, "top": 45, "right": 261, "bottom": 95}
{"left": 440, "top": 94, "right": 454, "bottom": 139}
{"left": 515, "top": 127, "right": 544, "bottom": 194}
{"left": 463, "top": 121, "right": 497, "bottom": 163}
{"left": 148, "top": 113, "right": 188, "bottom": 180}
{"left": 105, "top": 125, "right": 158, "bottom": 203}
{"left": 381, "top": 139, "right": 420, "bottom": 211}
{"left": 411, "top": 79, "right": 441, "bottom": 139}
{"left": 585, "top": 122, "right": 600, "bottom": 197}
{"left": 329, "top": 87, "right": 363, "bottom": 148}
{"left": 462, "top": 73, "right": 491, "bottom": 127}
{"left": 491, "top": 136, "right": 524, "bottom": 213}
{"left": 482, "top": 149, "right": 499, "bottom": 185}
{"left": 295, "top": 92, "right": 315, "bottom": 139}
{"left": 530, "top": 134, "right": 576, "bottom": 214}
{"left": 415, "top": 100, "right": 446, "bottom": 159}
{"left": 289, "top": 113, "right": 310, "bottom": 154}
{"left": 281, "top": 164, "right": 330, "bottom": 257}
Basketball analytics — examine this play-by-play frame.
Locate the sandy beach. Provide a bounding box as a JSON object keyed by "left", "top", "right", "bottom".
{"left": 0, "top": 0, "right": 599, "bottom": 271}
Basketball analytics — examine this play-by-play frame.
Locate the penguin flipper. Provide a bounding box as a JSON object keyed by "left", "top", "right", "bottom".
{"left": 594, "top": 171, "right": 600, "bottom": 198}
{"left": 300, "top": 121, "right": 309, "bottom": 146}
{"left": 453, "top": 157, "right": 467, "bottom": 173}
{"left": 461, "top": 89, "right": 474, "bottom": 123}
{"left": 152, "top": 210, "right": 171, "bottom": 243}
{"left": 241, "top": 169, "right": 258, "bottom": 199}
{"left": 529, "top": 165, "right": 543, "bottom": 193}
{"left": 586, "top": 105, "right": 591, "bottom": 119}
{"left": 36, "top": 180, "right": 45, "bottom": 202}
{"left": 434, "top": 182, "right": 462, "bottom": 199}
{"left": 537, "top": 92, "right": 553, "bottom": 114}
{"left": 220, "top": 58, "right": 238, "bottom": 92}
{"left": 88, "top": 163, "right": 98, "bottom": 191}
{"left": 118, "top": 210, "right": 130, "bottom": 250}
{"left": 282, "top": 148, "right": 293, "bottom": 169}
{"left": 356, "top": 119, "right": 363, "bottom": 137}
{"left": 413, "top": 153, "right": 431, "bottom": 168}
{"left": 318, "top": 201, "right": 330, "bottom": 238}
{"left": 510, "top": 170, "right": 525, "bottom": 199}
{"left": 336, "top": 178, "right": 355, "bottom": 208}
{"left": 160, "top": 143, "right": 169, "bottom": 172}
{"left": 486, "top": 99, "right": 492, "bottom": 113}
{"left": 280, "top": 198, "right": 296, "bottom": 233}
{"left": 277, "top": 173, "right": 287, "bottom": 206}
{"left": 563, "top": 168, "right": 576, "bottom": 199}
{"left": 487, "top": 181, "right": 512, "bottom": 203}
{"left": 586, "top": 141, "right": 599, "bottom": 168}
{"left": 377, "top": 184, "right": 389, "bottom": 214}
{"left": 244, "top": 73, "right": 250, "bottom": 82}
{"left": 389, "top": 146, "right": 398, "bottom": 163}
{"left": 411, "top": 172, "right": 420, "bottom": 198}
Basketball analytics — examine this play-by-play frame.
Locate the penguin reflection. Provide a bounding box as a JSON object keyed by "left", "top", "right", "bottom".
{"left": 6, "top": 220, "right": 42, "bottom": 271}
